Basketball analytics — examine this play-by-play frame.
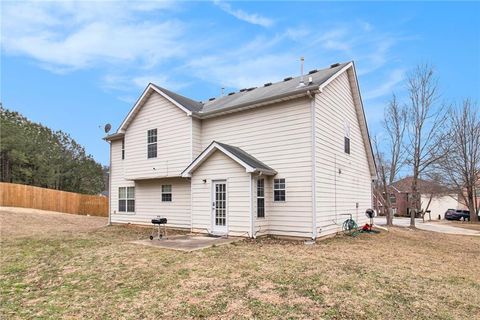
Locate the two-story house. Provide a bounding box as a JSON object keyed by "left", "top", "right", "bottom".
{"left": 104, "top": 61, "right": 377, "bottom": 239}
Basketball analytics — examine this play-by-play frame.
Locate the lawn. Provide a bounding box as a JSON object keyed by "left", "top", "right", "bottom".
{"left": 1, "top": 208, "right": 479, "bottom": 319}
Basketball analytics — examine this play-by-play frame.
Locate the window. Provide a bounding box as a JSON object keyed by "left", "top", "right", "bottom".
{"left": 162, "top": 185, "right": 172, "bottom": 202}
{"left": 344, "top": 121, "right": 351, "bottom": 154}
{"left": 121, "top": 138, "right": 125, "bottom": 160}
{"left": 118, "top": 187, "right": 135, "bottom": 212}
{"left": 389, "top": 194, "right": 396, "bottom": 204}
{"left": 274, "top": 178, "right": 286, "bottom": 202}
{"left": 344, "top": 137, "right": 350, "bottom": 154}
{"left": 147, "top": 129, "right": 157, "bottom": 158}
{"left": 257, "top": 179, "right": 265, "bottom": 218}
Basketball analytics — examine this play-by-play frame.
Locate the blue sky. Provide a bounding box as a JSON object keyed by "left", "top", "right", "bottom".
{"left": 2, "top": 1, "right": 479, "bottom": 165}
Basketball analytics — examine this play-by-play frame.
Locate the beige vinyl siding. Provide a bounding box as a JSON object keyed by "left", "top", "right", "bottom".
{"left": 109, "top": 140, "right": 135, "bottom": 218}
{"left": 111, "top": 178, "right": 191, "bottom": 228}
{"left": 315, "top": 71, "right": 372, "bottom": 236}
{"left": 191, "top": 151, "right": 250, "bottom": 236}
{"left": 192, "top": 118, "right": 202, "bottom": 159}
{"left": 201, "top": 98, "right": 313, "bottom": 238}
{"left": 124, "top": 92, "right": 192, "bottom": 179}
{"left": 253, "top": 176, "right": 272, "bottom": 236}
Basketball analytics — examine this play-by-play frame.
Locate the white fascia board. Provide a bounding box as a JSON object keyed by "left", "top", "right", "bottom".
{"left": 318, "top": 62, "right": 353, "bottom": 93}
{"left": 318, "top": 62, "right": 377, "bottom": 179}
{"left": 150, "top": 85, "right": 193, "bottom": 116}
{"left": 347, "top": 64, "right": 378, "bottom": 179}
{"left": 118, "top": 86, "right": 152, "bottom": 133}
{"left": 118, "top": 84, "right": 192, "bottom": 133}
{"left": 214, "top": 144, "right": 256, "bottom": 173}
{"left": 182, "top": 142, "right": 258, "bottom": 177}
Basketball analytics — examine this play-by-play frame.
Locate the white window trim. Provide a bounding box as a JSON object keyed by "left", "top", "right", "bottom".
{"left": 273, "top": 178, "right": 286, "bottom": 202}
{"left": 118, "top": 186, "right": 135, "bottom": 214}
{"left": 257, "top": 178, "right": 265, "bottom": 218}
{"left": 147, "top": 129, "right": 157, "bottom": 159}
{"left": 121, "top": 138, "right": 125, "bottom": 160}
{"left": 162, "top": 185, "right": 172, "bottom": 202}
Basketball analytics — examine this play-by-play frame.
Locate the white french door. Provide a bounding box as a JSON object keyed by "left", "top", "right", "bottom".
{"left": 211, "top": 180, "right": 227, "bottom": 234}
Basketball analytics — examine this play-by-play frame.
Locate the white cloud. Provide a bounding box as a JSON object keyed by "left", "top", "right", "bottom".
{"left": 1, "top": 1, "right": 183, "bottom": 72}
{"left": 102, "top": 73, "right": 188, "bottom": 93}
{"left": 213, "top": 1, "right": 274, "bottom": 27}
{"left": 1, "top": 1, "right": 409, "bottom": 108}
{"left": 363, "top": 68, "right": 406, "bottom": 100}
{"left": 187, "top": 53, "right": 297, "bottom": 89}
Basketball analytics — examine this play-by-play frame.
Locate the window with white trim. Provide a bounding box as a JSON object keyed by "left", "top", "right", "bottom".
{"left": 147, "top": 129, "right": 157, "bottom": 158}
{"left": 162, "top": 185, "right": 172, "bottom": 202}
{"left": 257, "top": 179, "right": 265, "bottom": 218}
{"left": 344, "top": 121, "right": 351, "bottom": 154}
{"left": 118, "top": 187, "right": 135, "bottom": 212}
{"left": 274, "top": 178, "right": 286, "bottom": 202}
{"left": 121, "top": 138, "right": 125, "bottom": 160}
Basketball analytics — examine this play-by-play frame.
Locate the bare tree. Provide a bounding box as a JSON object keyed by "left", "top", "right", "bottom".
{"left": 373, "top": 95, "right": 407, "bottom": 226}
{"left": 405, "top": 64, "right": 448, "bottom": 227}
{"left": 436, "top": 100, "right": 480, "bottom": 222}
{"left": 385, "top": 95, "right": 408, "bottom": 185}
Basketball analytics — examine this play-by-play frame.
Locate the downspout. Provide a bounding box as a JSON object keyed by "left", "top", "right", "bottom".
{"left": 249, "top": 173, "right": 255, "bottom": 238}
{"left": 108, "top": 141, "right": 112, "bottom": 226}
{"left": 308, "top": 90, "right": 318, "bottom": 239}
{"left": 190, "top": 117, "right": 194, "bottom": 233}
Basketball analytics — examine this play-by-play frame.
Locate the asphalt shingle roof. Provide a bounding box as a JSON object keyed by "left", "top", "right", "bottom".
{"left": 215, "top": 141, "right": 275, "bottom": 173}
{"left": 151, "top": 62, "right": 350, "bottom": 116}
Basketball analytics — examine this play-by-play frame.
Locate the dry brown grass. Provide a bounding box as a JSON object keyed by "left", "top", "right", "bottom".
{"left": 435, "top": 219, "right": 480, "bottom": 231}
{"left": 1, "top": 209, "right": 479, "bottom": 319}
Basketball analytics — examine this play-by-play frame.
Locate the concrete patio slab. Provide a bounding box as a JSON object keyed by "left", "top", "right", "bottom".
{"left": 130, "top": 234, "right": 243, "bottom": 252}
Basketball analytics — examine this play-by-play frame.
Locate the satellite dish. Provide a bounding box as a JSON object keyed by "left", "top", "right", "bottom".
{"left": 104, "top": 123, "right": 112, "bottom": 133}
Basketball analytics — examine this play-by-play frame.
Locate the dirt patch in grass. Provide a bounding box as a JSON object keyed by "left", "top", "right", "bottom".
{"left": 1, "top": 209, "right": 479, "bottom": 319}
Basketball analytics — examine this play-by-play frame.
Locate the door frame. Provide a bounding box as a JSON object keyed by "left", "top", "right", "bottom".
{"left": 211, "top": 179, "right": 228, "bottom": 235}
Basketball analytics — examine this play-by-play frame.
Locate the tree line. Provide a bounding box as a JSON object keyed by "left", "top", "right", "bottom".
{"left": 374, "top": 64, "right": 480, "bottom": 225}
{"left": 0, "top": 106, "right": 105, "bottom": 195}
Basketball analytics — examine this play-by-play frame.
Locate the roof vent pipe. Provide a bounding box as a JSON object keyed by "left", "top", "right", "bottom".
{"left": 298, "top": 56, "right": 305, "bottom": 87}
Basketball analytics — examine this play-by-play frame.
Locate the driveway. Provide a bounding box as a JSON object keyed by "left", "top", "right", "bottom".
{"left": 374, "top": 217, "right": 480, "bottom": 236}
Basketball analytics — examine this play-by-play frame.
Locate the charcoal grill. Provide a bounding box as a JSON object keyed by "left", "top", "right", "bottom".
{"left": 150, "top": 216, "right": 167, "bottom": 240}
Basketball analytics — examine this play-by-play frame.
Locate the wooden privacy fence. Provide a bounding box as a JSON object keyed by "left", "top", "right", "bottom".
{"left": 0, "top": 182, "right": 108, "bottom": 216}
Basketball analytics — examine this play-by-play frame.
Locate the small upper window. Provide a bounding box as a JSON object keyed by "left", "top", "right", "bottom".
{"left": 274, "top": 178, "right": 286, "bottom": 202}
{"left": 147, "top": 129, "right": 157, "bottom": 158}
{"left": 162, "top": 185, "right": 172, "bottom": 202}
{"left": 344, "top": 121, "right": 351, "bottom": 154}
{"left": 121, "top": 138, "right": 125, "bottom": 160}
{"left": 344, "top": 137, "right": 350, "bottom": 154}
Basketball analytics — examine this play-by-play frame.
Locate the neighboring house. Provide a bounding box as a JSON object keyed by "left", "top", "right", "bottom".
{"left": 385, "top": 177, "right": 457, "bottom": 220}
{"left": 104, "top": 61, "right": 377, "bottom": 239}
{"left": 458, "top": 174, "right": 480, "bottom": 214}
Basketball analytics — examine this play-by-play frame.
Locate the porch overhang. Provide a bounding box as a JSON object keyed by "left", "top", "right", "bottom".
{"left": 181, "top": 141, "right": 277, "bottom": 178}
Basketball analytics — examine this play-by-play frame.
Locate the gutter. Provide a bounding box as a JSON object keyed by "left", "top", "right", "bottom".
{"left": 103, "top": 132, "right": 124, "bottom": 142}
